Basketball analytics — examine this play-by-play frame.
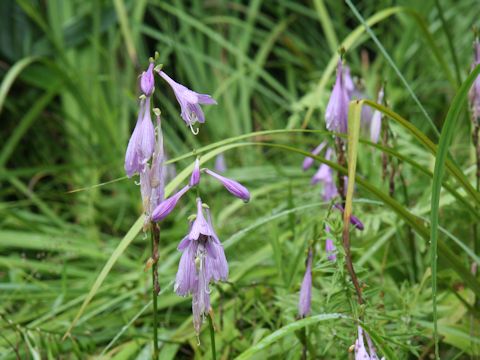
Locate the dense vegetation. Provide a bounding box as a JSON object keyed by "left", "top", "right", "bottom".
{"left": 1, "top": 0, "right": 479, "bottom": 359}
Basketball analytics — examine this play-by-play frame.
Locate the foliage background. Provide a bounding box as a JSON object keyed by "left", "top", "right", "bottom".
{"left": 0, "top": 0, "right": 479, "bottom": 358}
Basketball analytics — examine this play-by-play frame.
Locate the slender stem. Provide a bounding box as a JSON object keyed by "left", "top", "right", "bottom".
{"left": 208, "top": 312, "right": 217, "bottom": 360}
{"left": 151, "top": 225, "right": 160, "bottom": 360}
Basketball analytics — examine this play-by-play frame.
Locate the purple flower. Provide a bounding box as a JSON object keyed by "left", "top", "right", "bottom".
{"left": 302, "top": 141, "right": 327, "bottom": 171}
{"left": 124, "top": 97, "right": 156, "bottom": 177}
{"left": 188, "top": 198, "right": 213, "bottom": 240}
{"left": 190, "top": 158, "right": 201, "bottom": 186}
{"left": 151, "top": 184, "right": 190, "bottom": 222}
{"left": 311, "top": 148, "right": 334, "bottom": 185}
{"left": 354, "top": 326, "right": 384, "bottom": 360}
{"left": 469, "top": 39, "right": 480, "bottom": 120}
{"left": 326, "top": 60, "right": 349, "bottom": 134}
{"left": 140, "top": 62, "right": 154, "bottom": 96}
{"left": 370, "top": 88, "right": 384, "bottom": 143}
{"left": 323, "top": 180, "right": 338, "bottom": 201}
{"left": 174, "top": 208, "right": 228, "bottom": 333}
{"left": 343, "top": 65, "right": 355, "bottom": 96}
{"left": 214, "top": 153, "right": 227, "bottom": 173}
{"left": 158, "top": 70, "right": 217, "bottom": 133}
{"left": 325, "top": 226, "right": 336, "bottom": 261}
{"left": 298, "top": 249, "right": 313, "bottom": 317}
{"left": 334, "top": 204, "right": 364, "bottom": 231}
{"left": 149, "top": 112, "right": 166, "bottom": 214}
{"left": 205, "top": 169, "right": 250, "bottom": 202}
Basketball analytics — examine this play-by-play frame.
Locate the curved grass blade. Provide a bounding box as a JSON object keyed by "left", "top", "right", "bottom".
{"left": 429, "top": 64, "right": 480, "bottom": 359}
{"left": 234, "top": 313, "right": 347, "bottom": 360}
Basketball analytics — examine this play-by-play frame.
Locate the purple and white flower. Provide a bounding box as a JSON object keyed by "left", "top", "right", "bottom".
{"left": 326, "top": 60, "right": 350, "bottom": 134}
{"left": 140, "top": 62, "right": 155, "bottom": 96}
{"left": 298, "top": 249, "right": 313, "bottom": 317}
{"left": 190, "top": 158, "right": 201, "bottom": 186}
{"left": 158, "top": 70, "right": 217, "bottom": 133}
{"left": 151, "top": 185, "right": 191, "bottom": 222}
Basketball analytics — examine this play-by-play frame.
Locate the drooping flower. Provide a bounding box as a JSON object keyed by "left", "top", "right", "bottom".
{"left": 151, "top": 184, "right": 191, "bottom": 222}
{"left": 190, "top": 158, "right": 201, "bottom": 186}
{"left": 157, "top": 70, "right": 217, "bottom": 133}
{"left": 326, "top": 59, "right": 350, "bottom": 134}
{"left": 124, "top": 99, "right": 145, "bottom": 177}
{"left": 214, "top": 153, "right": 227, "bottom": 173}
{"left": 302, "top": 141, "right": 327, "bottom": 171}
{"left": 174, "top": 207, "right": 228, "bottom": 333}
{"left": 370, "top": 87, "right": 384, "bottom": 143}
{"left": 188, "top": 198, "right": 213, "bottom": 241}
{"left": 325, "top": 226, "right": 336, "bottom": 261}
{"left": 354, "top": 326, "right": 384, "bottom": 360}
{"left": 140, "top": 62, "right": 155, "bottom": 96}
{"left": 469, "top": 38, "right": 480, "bottom": 120}
{"left": 298, "top": 249, "right": 313, "bottom": 317}
{"left": 205, "top": 169, "right": 250, "bottom": 202}
{"left": 334, "top": 204, "right": 364, "bottom": 231}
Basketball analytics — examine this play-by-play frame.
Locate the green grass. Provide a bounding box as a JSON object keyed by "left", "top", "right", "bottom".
{"left": 1, "top": 0, "right": 479, "bottom": 359}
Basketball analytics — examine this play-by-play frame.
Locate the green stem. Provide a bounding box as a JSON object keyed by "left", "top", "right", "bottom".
{"left": 208, "top": 312, "right": 217, "bottom": 360}
{"left": 151, "top": 226, "right": 160, "bottom": 360}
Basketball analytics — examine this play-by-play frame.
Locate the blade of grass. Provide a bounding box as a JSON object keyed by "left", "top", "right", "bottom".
{"left": 429, "top": 64, "right": 480, "bottom": 359}
{"left": 313, "top": 0, "right": 338, "bottom": 54}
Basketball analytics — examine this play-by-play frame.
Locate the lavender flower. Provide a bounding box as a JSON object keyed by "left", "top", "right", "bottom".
{"left": 370, "top": 88, "right": 384, "bottom": 143}
{"left": 205, "top": 169, "right": 250, "bottom": 202}
{"left": 124, "top": 99, "right": 145, "bottom": 177}
{"left": 188, "top": 198, "right": 213, "bottom": 240}
{"left": 354, "top": 326, "right": 384, "bottom": 360}
{"left": 140, "top": 62, "right": 154, "bottom": 96}
{"left": 174, "top": 207, "right": 228, "bottom": 333}
{"left": 148, "top": 111, "right": 166, "bottom": 215}
{"left": 326, "top": 60, "right": 350, "bottom": 134}
{"left": 190, "top": 158, "right": 201, "bottom": 186}
{"left": 302, "top": 141, "right": 327, "bottom": 171}
{"left": 325, "top": 226, "right": 336, "bottom": 261}
{"left": 334, "top": 204, "right": 364, "bottom": 231}
{"left": 298, "top": 249, "right": 312, "bottom": 317}
{"left": 311, "top": 148, "right": 334, "bottom": 185}
{"left": 158, "top": 70, "right": 217, "bottom": 134}
{"left": 469, "top": 39, "right": 480, "bottom": 120}
{"left": 151, "top": 184, "right": 191, "bottom": 222}
{"left": 214, "top": 153, "right": 227, "bottom": 173}
{"left": 323, "top": 180, "right": 338, "bottom": 201}
{"left": 343, "top": 65, "right": 355, "bottom": 96}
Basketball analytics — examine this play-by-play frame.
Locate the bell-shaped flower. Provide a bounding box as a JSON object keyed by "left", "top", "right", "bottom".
{"left": 326, "top": 60, "right": 349, "bottom": 134}
{"left": 158, "top": 70, "right": 217, "bottom": 133}
{"left": 205, "top": 169, "right": 250, "bottom": 202}
{"left": 370, "top": 88, "right": 384, "bottom": 143}
{"left": 302, "top": 141, "right": 327, "bottom": 171}
{"left": 298, "top": 249, "right": 313, "bottom": 317}
{"left": 355, "top": 326, "right": 371, "bottom": 360}
{"left": 325, "top": 226, "right": 336, "bottom": 261}
{"left": 140, "top": 62, "right": 154, "bottom": 96}
{"left": 174, "top": 207, "right": 228, "bottom": 333}
{"left": 151, "top": 184, "right": 191, "bottom": 222}
{"left": 189, "top": 158, "right": 201, "bottom": 186}
{"left": 188, "top": 198, "right": 213, "bottom": 240}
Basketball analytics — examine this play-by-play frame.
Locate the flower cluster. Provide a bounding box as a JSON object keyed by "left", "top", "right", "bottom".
{"left": 153, "top": 157, "right": 250, "bottom": 332}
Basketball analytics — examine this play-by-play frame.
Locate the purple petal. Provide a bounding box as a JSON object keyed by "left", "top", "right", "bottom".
{"left": 197, "top": 93, "right": 217, "bottom": 105}
{"left": 298, "top": 250, "right": 313, "bottom": 317}
{"left": 370, "top": 111, "right": 382, "bottom": 143}
{"left": 205, "top": 169, "right": 250, "bottom": 202}
{"left": 124, "top": 100, "right": 146, "bottom": 177}
{"left": 188, "top": 198, "right": 213, "bottom": 240}
{"left": 140, "top": 62, "right": 154, "bottom": 96}
{"left": 175, "top": 241, "right": 198, "bottom": 296}
{"left": 302, "top": 141, "right": 327, "bottom": 171}
{"left": 189, "top": 158, "right": 201, "bottom": 186}
{"left": 214, "top": 153, "right": 227, "bottom": 173}
{"left": 151, "top": 185, "right": 190, "bottom": 222}
{"left": 355, "top": 326, "right": 371, "bottom": 360}
{"left": 326, "top": 60, "right": 349, "bottom": 134}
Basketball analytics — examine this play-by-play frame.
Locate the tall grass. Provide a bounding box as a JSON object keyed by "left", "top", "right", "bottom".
{"left": 0, "top": 0, "right": 479, "bottom": 358}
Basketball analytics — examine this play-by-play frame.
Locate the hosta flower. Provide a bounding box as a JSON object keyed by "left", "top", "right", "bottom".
{"left": 354, "top": 326, "right": 384, "bottom": 360}
{"left": 158, "top": 70, "right": 217, "bottom": 133}
{"left": 325, "top": 226, "right": 336, "bottom": 261}
{"left": 124, "top": 97, "right": 155, "bottom": 177}
{"left": 298, "top": 249, "right": 312, "bottom": 317}
{"left": 302, "top": 141, "right": 327, "bottom": 171}
{"left": 140, "top": 62, "right": 154, "bottom": 96}
{"left": 205, "top": 169, "right": 250, "bottom": 202}
{"left": 370, "top": 88, "right": 384, "bottom": 143}
{"left": 190, "top": 158, "right": 201, "bottom": 186}
{"left": 188, "top": 198, "right": 213, "bottom": 241}
{"left": 214, "top": 153, "right": 227, "bottom": 173}
{"left": 151, "top": 185, "right": 191, "bottom": 222}
{"left": 148, "top": 112, "right": 166, "bottom": 214}
{"left": 174, "top": 207, "right": 228, "bottom": 333}
{"left": 326, "top": 60, "right": 350, "bottom": 134}
{"left": 469, "top": 39, "right": 480, "bottom": 120}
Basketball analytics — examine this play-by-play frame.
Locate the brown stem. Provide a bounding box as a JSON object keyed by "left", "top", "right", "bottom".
{"left": 152, "top": 224, "right": 160, "bottom": 295}
{"left": 343, "top": 223, "right": 364, "bottom": 304}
